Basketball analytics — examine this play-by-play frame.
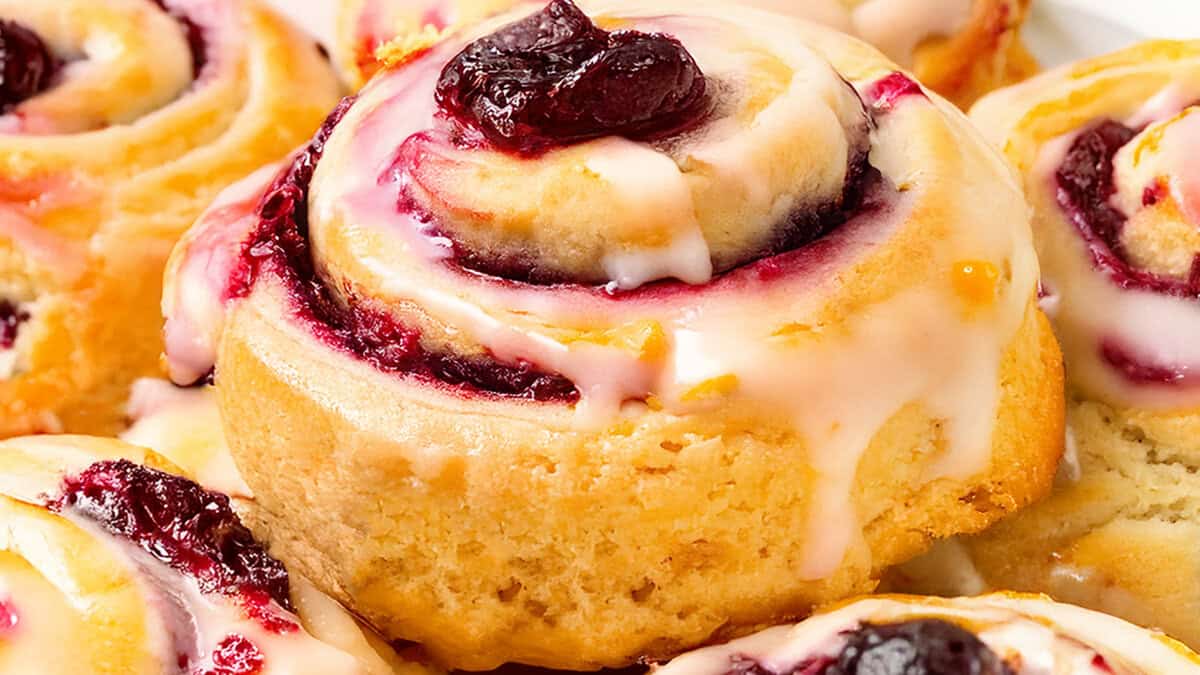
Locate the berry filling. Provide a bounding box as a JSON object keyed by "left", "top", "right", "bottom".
{"left": 1055, "top": 119, "right": 1200, "bottom": 296}
{"left": 1055, "top": 117, "right": 1200, "bottom": 386}
{"left": 197, "top": 634, "right": 266, "bottom": 675}
{"left": 828, "top": 620, "right": 1013, "bottom": 675}
{"left": 0, "top": 20, "right": 60, "bottom": 113}
{"left": 151, "top": 0, "right": 208, "bottom": 76}
{"left": 434, "top": 0, "right": 707, "bottom": 154}
{"left": 867, "top": 72, "right": 926, "bottom": 111}
{"left": 0, "top": 598, "right": 18, "bottom": 637}
{"left": 230, "top": 98, "right": 580, "bottom": 403}
{"left": 0, "top": 299, "right": 28, "bottom": 350}
{"left": 51, "top": 460, "right": 294, "bottom": 620}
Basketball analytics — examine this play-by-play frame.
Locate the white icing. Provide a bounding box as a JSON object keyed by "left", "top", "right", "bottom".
{"left": 121, "top": 378, "right": 251, "bottom": 497}
{"left": 1057, "top": 425, "right": 1082, "bottom": 484}
{"left": 851, "top": 0, "right": 975, "bottom": 67}
{"left": 164, "top": 162, "right": 284, "bottom": 386}
{"left": 654, "top": 595, "right": 1191, "bottom": 675}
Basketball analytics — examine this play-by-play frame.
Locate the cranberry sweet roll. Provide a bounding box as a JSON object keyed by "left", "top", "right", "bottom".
{"left": 893, "top": 40, "right": 1200, "bottom": 651}
{"left": 0, "top": 436, "right": 413, "bottom": 674}
{"left": 165, "top": 0, "right": 1062, "bottom": 669}
{"left": 337, "top": 0, "right": 1037, "bottom": 106}
{"left": 0, "top": 0, "right": 340, "bottom": 437}
{"left": 655, "top": 595, "right": 1200, "bottom": 675}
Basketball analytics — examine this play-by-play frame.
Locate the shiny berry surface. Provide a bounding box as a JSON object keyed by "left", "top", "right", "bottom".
{"left": 0, "top": 21, "right": 58, "bottom": 112}
{"left": 434, "top": 0, "right": 707, "bottom": 154}
{"left": 0, "top": 300, "right": 27, "bottom": 349}
{"left": 826, "top": 620, "right": 1013, "bottom": 675}
{"left": 53, "top": 460, "right": 293, "bottom": 614}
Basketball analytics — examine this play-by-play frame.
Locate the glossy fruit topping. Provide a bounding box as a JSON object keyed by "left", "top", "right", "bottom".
{"left": 52, "top": 460, "right": 293, "bottom": 613}
{"left": 434, "top": 0, "right": 707, "bottom": 154}
{"left": 0, "top": 300, "right": 28, "bottom": 349}
{"left": 0, "top": 21, "right": 59, "bottom": 112}
{"left": 827, "top": 620, "right": 1013, "bottom": 675}
{"left": 0, "top": 598, "right": 18, "bottom": 637}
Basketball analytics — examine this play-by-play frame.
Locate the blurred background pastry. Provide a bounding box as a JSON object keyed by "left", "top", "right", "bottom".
{"left": 164, "top": 0, "right": 1062, "bottom": 668}
{"left": 0, "top": 0, "right": 340, "bottom": 438}
{"left": 891, "top": 39, "right": 1200, "bottom": 651}
{"left": 336, "top": 0, "right": 1037, "bottom": 106}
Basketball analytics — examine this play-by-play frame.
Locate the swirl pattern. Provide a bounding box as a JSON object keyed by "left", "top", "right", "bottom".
{"left": 892, "top": 40, "right": 1200, "bottom": 653}
{"left": 0, "top": 0, "right": 341, "bottom": 437}
{"left": 0, "top": 435, "right": 414, "bottom": 674}
{"left": 166, "top": 0, "right": 1061, "bottom": 669}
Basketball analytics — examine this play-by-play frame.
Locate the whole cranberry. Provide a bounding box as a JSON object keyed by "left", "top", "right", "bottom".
{"left": 434, "top": 0, "right": 707, "bottom": 154}
{"left": 0, "top": 21, "right": 59, "bottom": 112}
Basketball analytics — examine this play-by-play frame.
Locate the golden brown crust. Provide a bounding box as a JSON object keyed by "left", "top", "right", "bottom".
{"left": 217, "top": 283, "right": 1061, "bottom": 671}
{"left": 909, "top": 0, "right": 1036, "bottom": 108}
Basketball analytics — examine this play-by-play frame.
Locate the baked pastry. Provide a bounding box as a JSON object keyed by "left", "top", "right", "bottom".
{"left": 0, "top": 0, "right": 341, "bottom": 438}
{"left": 889, "top": 40, "right": 1200, "bottom": 650}
{"left": 0, "top": 434, "right": 417, "bottom": 674}
{"left": 164, "top": 0, "right": 1063, "bottom": 668}
{"left": 655, "top": 594, "right": 1200, "bottom": 674}
{"left": 336, "top": 0, "right": 1037, "bottom": 106}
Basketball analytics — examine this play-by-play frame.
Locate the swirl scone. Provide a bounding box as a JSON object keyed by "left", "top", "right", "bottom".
{"left": 0, "top": 0, "right": 341, "bottom": 437}
{"left": 337, "top": 0, "right": 1037, "bottom": 106}
{"left": 0, "top": 435, "right": 418, "bottom": 674}
{"left": 165, "top": 0, "right": 1063, "bottom": 669}
{"left": 657, "top": 594, "right": 1200, "bottom": 675}
{"left": 892, "top": 41, "right": 1200, "bottom": 651}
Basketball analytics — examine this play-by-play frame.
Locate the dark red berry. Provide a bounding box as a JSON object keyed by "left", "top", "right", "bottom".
{"left": 52, "top": 460, "right": 293, "bottom": 618}
{"left": 0, "top": 300, "right": 28, "bottom": 349}
{"left": 434, "top": 0, "right": 707, "bottom": 154}
{"left": 198, "top": 634, "right": 265, "bottom": 675}
{"left": 0, "top": 598, "right": 19, "bottom": 636}
{"left": 0, "top": 21, "right": 58, "bottom": 112}
{"left": 825, "top": 620, "right": 1014, "bottom": 675}
{"left": 868, "top": 72, "right": 925, "bottom": 111}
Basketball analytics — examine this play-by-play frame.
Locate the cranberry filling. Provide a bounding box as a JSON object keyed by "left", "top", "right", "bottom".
{"left": 1054, "top": 119, "right": 1200, "bottom": 297}
{"left": 230, "top": 98, "right": 580, "bottom": 403}
{"left": 434, "top": 0, "right": 707, "bottom": 154}
{"left": 0, "top": 598, "right": 18, "bottom": 636}
{"left": 0, "top": 299, "right": 28, "bottom": 349}
{"left": 867, "top": 72, "right": 926, "bottom": 111}
{"left": 827, "top": 620, "right": 1013, "bottom": 675}
{"left": 197, "top": 634, "right": 266, "bottom": 675}
{"left": 150, "top": 0, "right": 208, "bottom": 76}
{"left": 719, "top": 620, "right": 1012, "bottom": 675}
{"left": 0, "top": 21, "right": 59, "bottom": 113}
{"left": 51, "top": 460, "right": 293, "bottom": 614}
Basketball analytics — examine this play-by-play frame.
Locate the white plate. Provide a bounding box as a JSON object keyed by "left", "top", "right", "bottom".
{"left": 269, "top": 0, "right": 1200, "bottom": 67}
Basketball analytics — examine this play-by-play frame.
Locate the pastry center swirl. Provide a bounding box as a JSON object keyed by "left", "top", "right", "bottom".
{"left": 0, "top": 20, "right": 59, "bottom": 112}
{"left": 1056, "top": 103, "right": 1200, "bottom": 297}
